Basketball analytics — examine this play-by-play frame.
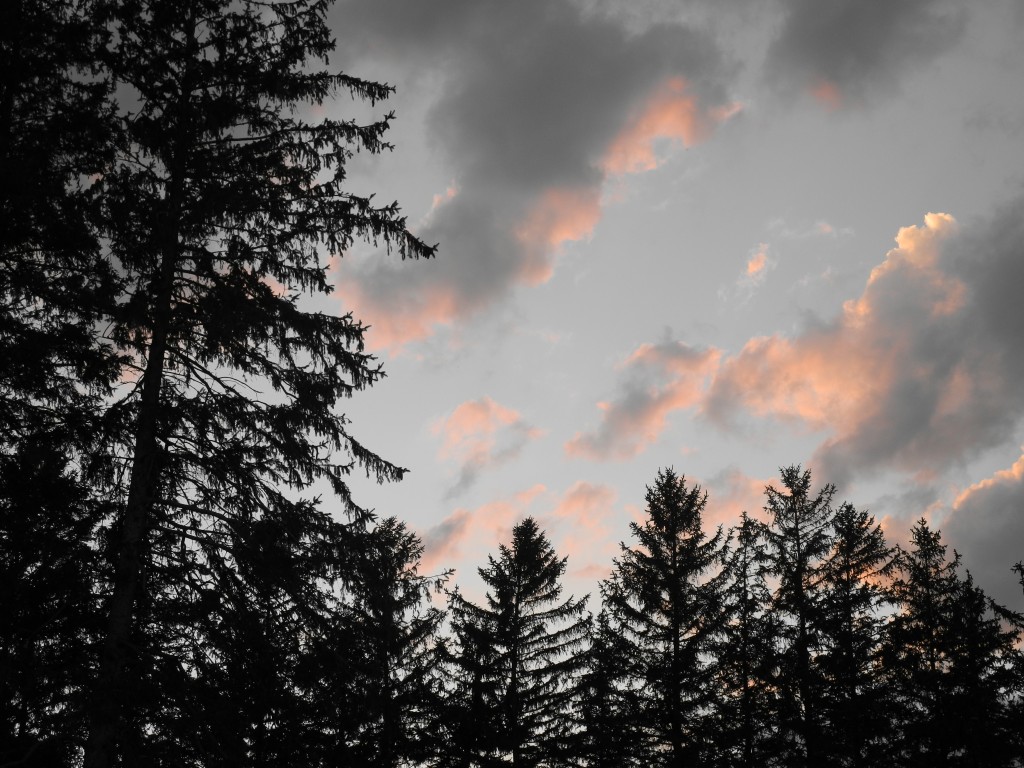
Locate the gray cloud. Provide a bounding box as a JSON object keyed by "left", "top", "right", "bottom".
{"left": 944, "top": 454, "right": 1024, "bottom": 612}
{"left": 334, "top": 0, "right": 733, "bottom": 350}
{"left": 703, "top": 195, "right": 1024, "bottom": 490}
{"left": 566, "top": 339, "right": 720, "bottom": 460}
{"left": 764, "top": 0, "right": 966, "bottom": 105}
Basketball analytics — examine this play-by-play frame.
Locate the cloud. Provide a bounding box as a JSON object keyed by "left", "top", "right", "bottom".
{"left": 764, "top": 0, "right": 966, "bottom": 107}
{"left": 420, "top": 484, "right": 547, "bottom": 573}
{"left": 567, "top": 195, "right": 1024, "bottom": 487}
{"left": 434, "top": 397, "right": 543, "bottom": 497}
{"left": 335, "top": 0, "right": 736, "bottom": 352}
{"left": 705, "top": 466, "right": 771, "bottom": 529}
{"left": 706, "top": 198, "right": 1024, "bottom": 487}
{"left": 548, "top": 481, "right": 619, "bottom": 581}
{"left": 945, "top": 452, "right": 1024, "bottom": 610}
{"left": 566, "top": 339, "right": 721, "bottom": 460}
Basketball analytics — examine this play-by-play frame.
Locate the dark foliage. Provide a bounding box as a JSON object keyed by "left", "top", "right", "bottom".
{"left": 601, "top": 468, "right": 727, "bottom": 768}
{"left": 442, "top": 518, "right": 589, "bottom": 767}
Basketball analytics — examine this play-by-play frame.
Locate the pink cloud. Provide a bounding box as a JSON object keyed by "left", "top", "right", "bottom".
{"left": 546, "top": 481, "right": 620, "bottom": 582}
{"left": 338, "top": 74, "right": 739, "bottom": 355}
{"left": 434, "top": 397, "right": 544, "bottom": 497}
{"left": 420, "top": 484, "right": 547, "bottom": 574}
{"left": 945, "top": 451, "right": 1024, "bottom": 610}
{"left": 566, "top": 341, "right": 721, "bottom": 461}
{"left": 810, "top": 78, "right": 843, "bottom": 110}
{"left": 515, "top": 186, "right": 603, "bottom": 285}
{"left": 603, "top": 77, "right": 740, "bottom": 175}
{"left": 705, "top": 467, "right": 772, "bottom": 530}
{"left": 705, "top": 209, "right": 1022, "bottom": 486}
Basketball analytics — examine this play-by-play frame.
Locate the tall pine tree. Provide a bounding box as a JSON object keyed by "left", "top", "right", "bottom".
{"left": 761, "top": 466, "right": 836, "bottom": 767}
{"left": 882, "top": 520, "right": 1024, "bottom": 767}
{"left": 443, "top": 518, "right": 589, "bottom": 767}
{"left": 715, "top": 510, "right": 778, "bottom": 768}
{"left": 78, "top": 0, "right": 434, "bottom": 764}
{"left": 601, "top": 468, "right": 727, "bottom": 768}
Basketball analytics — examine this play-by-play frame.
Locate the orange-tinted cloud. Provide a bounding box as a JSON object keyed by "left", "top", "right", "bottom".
{"left": 705, "top": 208, "right": 1024, "bottom": 486}
{"left": 515, "top": 186, "right": 603, "bottom": 284}
{"left": 945, "top": 451, "right": 1024, "bottom": 610}
{"left": 810, "top": 78, "right": 842, "bottom": 110}
{"left": 603, "top": 77, "right": 740, "bottom": 175}
{"left": 546, "top": 481, "right": 620, "bottom": 580}
{"left": 420, "top": 484, "right": 547, "bottom": 574}
{"left": 338, "top": 45, "right": 737, "bottom": 354}
{"left": 434, "top": 397, "right": 544, "bottom": 497}
{"left": 566, "top": 340, "right": 721, "bottom": 461}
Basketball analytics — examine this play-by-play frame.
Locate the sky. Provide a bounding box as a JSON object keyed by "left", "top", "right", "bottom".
{"left": 321, "top": 0, "right": 1024, "bottom": 610}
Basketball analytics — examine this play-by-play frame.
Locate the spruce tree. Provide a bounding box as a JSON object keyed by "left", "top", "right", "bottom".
{"left": 1, "top": 2, "right": 117, "bottom": 763}
{"left": 77, "top": 0, "right": 434, "bottom": 764}
{"left": 601, "top": 468, "right": 727, "bottom": 767}
{"left": 715, "top": 511, "right": 778, "bottom": 768}
{"left": 882, "top": 520, "right": 1024, "bottom": 767}
{"left": 815, "top": 503, "right": 895, "bottom": 767}
{"left": 443, "top": 518, "right": 589, "bottom": 767}
{"left": 761, "top": 466, "right": 836, "bottom": 767}
{"left": 340, "top": 517, "right": 448, "bottom": 767}
{"left": 577, "top": 610, "right": 646, "bottom": 767}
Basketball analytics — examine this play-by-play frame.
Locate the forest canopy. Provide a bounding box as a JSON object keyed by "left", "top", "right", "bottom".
{"left": 2, "top": 1, "right": 1023, "bottom": 767}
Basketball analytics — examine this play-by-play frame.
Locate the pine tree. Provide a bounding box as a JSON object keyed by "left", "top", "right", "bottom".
{"left": 715, "top": 511, "right": 778, "bottom": 768}
{"left": 340, "top": 517, "right": 449, "bottom": 767}
{"left": 882, "top": 520, "right": 1024, "bottom": 767}
{"left": 577, "top": 610, "right": 646, "bottom": 767}
{"left": 761, "top": 466, "right": 836, "bottom": 767}
{"left": 601, "top": 468, "right": 727, "bottom": 767}
{"left": 1, "top": 2, "right": 117, "bottom": 763}
{"left": 815, "top": 503, "right": 895, "bottom": 766}
{"left": 443, "top": 518, "right": 589, "bottom": 767}
{"left": 78, "top": 1, "right": 434, "bottom": 764}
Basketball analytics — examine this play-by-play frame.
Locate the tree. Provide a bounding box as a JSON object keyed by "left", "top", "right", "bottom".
{"left": 1, "top": 2, "right": 118, "bottom": 763}
{"left": 761, "top": 466, "right": 836, "bottom": 767}
{"left": 715, "top": 511, "right": 778, "bottom": 768}
{"left": 601, "top": 468, "right": 727, "bottom": 767}
{"left": 77, "top": 0, "right": 435, "bottom": 764}
{"left": 443, "top": 518, "right": 589, "bottom": 767}
{"left": 814, "top": 503, "right": 895, "bottom": 767}
{"left": 882, "top": 520, "right": 1024, "bottom": 767}
{"left": 338, "top": 517, "right": 448, "bottom": 767}
{"left": 577, "top": 610, "right": 646, "bottom": 767}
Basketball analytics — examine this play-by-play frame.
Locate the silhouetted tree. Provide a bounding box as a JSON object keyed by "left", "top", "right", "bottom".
{"left": 601, "top": 468, "right": 727, "bottom": 767}
{"left": 577, "top": 610, "right": 646, "bottom": 767}
{"left": 815, "top": 503, "right": 895, "bottom": 767}
{"left": 340, "top": 518, "right": 448, "bottom": 767}
{"left": 1, "top": 2, "right": 117, "bottom": 763}
{"left": 714, "top": 511, "right": 778, "bottom": 768}
{"left": 442, "top": 518, "right": 589, "bottom": 767}
{"left": 761, "top": 466, "right": 835, "bottom": 767}
{"left": 79, "top": 0, "right": 434, "bottom": 764}
{"left": 883, "top": 520, "right": 1024, "bottom": 767}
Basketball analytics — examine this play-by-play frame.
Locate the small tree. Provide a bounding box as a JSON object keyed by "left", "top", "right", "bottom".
{"left": 601, "top": 468, "right": 727, "bottom": 767}
{"left": 443, "top": 518, "right": 589, "bottom": 767}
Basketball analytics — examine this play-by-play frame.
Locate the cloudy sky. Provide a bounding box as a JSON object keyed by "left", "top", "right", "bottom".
{"left": 323, "top": 0, "right": 1024, "bottom": 609}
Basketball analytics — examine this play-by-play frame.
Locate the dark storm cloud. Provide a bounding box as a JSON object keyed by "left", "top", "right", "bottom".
{"left": 333, "top": 0, "right": 734, "bottom": 350}
{"left": 764, "top": 0, "right": 967, "bottom": 105}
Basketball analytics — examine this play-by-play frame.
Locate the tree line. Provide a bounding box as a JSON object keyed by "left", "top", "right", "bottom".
{"left": 2, "top": 0, "right": 1023, "bottom": 766}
